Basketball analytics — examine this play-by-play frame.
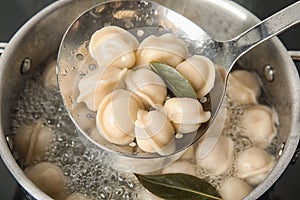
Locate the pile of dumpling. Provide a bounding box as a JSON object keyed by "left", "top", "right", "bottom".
{"left": 141, "top": 69, "right": 277, "bottom": 200}
{"left": 76, "top": 26, "right": 216, "bottom": 155}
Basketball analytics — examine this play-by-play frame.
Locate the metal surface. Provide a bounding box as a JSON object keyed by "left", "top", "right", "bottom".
{"left": 0, "top": 43, "right": 8, "bottom": 55}
{"left": 289, "top": 50, "right": 300, "bottom": 61}
{"left": 0, "top": 0, "right": 299, "bottom": 199}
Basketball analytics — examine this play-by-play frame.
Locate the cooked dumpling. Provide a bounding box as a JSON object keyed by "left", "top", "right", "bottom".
{"left": 237, "top": 147, "right": 275, "bottom": 185}
{"left": 136, "top": 33, "right": 188, "bottom": 67}
{"left": 135, "top": 109, "right": 175, "bottom": 155}
{"left": 96, "top": 89, "right": 144, "bottom": 145}
{"left": 43, "top": 59, "right": 58, "bottom": 88}
{"left": 161, "top": 160, "right": 197, "bottom": 176}
{"left": 176, "top": 55, "right": 215, "bottom": 98}
{"left": 196, "top": 136, "right": 234, "bottom": 175}
{"left": 89, "top": 26, "right": 139, "bottom": 69}
{"left": 179, "top": 145, "right": 195, "bottom": 161}
{"left": 164, "top": 98, "right": 211, "bottom": 133}
{"left": 88, "top": 128, "right": 107, "bottom": 145}
{"left": 241, "top": 105, "right": 276, "bottom": 149}
{"left": 25, "top": 162, "right": 66, "bottom": 200}
{"left": 226, "top": 70, "right": 261, "bottom": 104}
{"left": 15, "top": 120, "right": 55, "bottom": 165}
{"left": 112, "top": 155, "right": 165, "bottom": 173}
{"left": 219, "top": 177, "right": 253, "bottom": 200}
{"left": 139, "top": 188, "right": 164, "bottom": 200}
{"left": 125, "top": 68, "right": 167, "bottom": 108}
{"left": 65, "top": 193, "right": 91, "bottom": 200}
{"left": 77, "top": 67, "right": 127, "bottom": 111}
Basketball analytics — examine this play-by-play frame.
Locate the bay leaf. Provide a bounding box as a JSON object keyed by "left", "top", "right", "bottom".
{"left": 149, "top": 62, "right": 197, "bottom": 99}
{"left": 135, "top": 173, "right": 222, "bottom": 200}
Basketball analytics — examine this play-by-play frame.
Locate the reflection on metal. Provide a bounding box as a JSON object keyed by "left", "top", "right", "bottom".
{"left": 0, "top": 43, "right": 8, "bottom": 56}
{"left": 20, "top": 58, "right": 32, "bottom": 75}
{"left": 291, "top": 147, "right": 300, "bottom": 165}
{"left": 264, "top": 65, "right": 275, "bottom": 82}
{"left": 288, "top": 51, "right": 300, "bottom": 61}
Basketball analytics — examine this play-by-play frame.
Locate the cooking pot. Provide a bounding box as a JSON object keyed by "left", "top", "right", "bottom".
{"left": 0, "top": 0, "right": 299, "bottom": 199}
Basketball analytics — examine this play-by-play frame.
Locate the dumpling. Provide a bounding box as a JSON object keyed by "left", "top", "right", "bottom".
{"left": 43, "top": 59, "right": 58, "bottom": 88}
{"left": 135, "top": 109, "right": 175, "bottom": 155}
{"left": 15, "top": 120, "right": 55, "bottom": 165}
{"left": 112, "top": 155, "right": 165, "bottom": 173}
{"left": 65, "top": 193, "right": 92, "bottom": 200}
{"left": 176, "top": 55, "right": 215, "bottom": 98}
{"left": 237, "top": 147, "right": 275, "bottom": 185}
{"left": 89, "top": 26, "right": 139, "bottom": 69}
{"left": 77, "top": 67, "right": 127, "bottom": 111}
{"left": 96, "top": 89, "right": 144, "bottom": 145}
{"left": 179, "top": 145, "right": 195, "bottom": 161}
{"left": 25, "top": 162, "right": 66, "bottom": 200}
{"left": 226, "top": 70, "right": 261, "bottom": 105}
{"left": 138, "top": 188, "right": 164, "bottom": 200}
{"left": 136, "top": 33, "right": 188, "bottom": 67}
{"left": 125, "top": 68, "right": 167, "bottom": 108}
{"left": 219, "top": 177, "right": 252, "bottom": 200}
{"left": 88, "top": 128, "right": 107, "bottom": 145}
{"left": 164, "top": 98, "right": 211, "bottom": 133}
{"left": 161, "top": 160, "right": 197, "bottom": 176}
{"left": 241, "top": 105, "right": 276, "bottom": 149}
{"left": 196, "top": 136, "right": 234, "bottom": 175}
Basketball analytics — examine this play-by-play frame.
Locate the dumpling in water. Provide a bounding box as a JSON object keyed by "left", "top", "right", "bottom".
{"left": 161, "top": 160, "right": 197, "bottom": 176}
{"left": 179, "top": 145, "right": 195, "bottom": 161}
{"left": 77, "top": 67, "right": 127, "bottom": 111}
{"left": 196, "top": 136, "right": 234, "bottom": 175}
{"left": 219, "top": 177, "right": 253, "bottom": 200}
{"left": 241, "top": 105, "right": 276, "bottom": 149}
{"left": 89, "top": 26, "right": 139, "bottom": 69}
{"left": 139, "top": 188, "right": 164, "bottom": 200}
{"left": 25, "top": 162, "right": 66, "bottom": 200}
{"left": 135, "top": 109, "right": 175, "bottom": 155}
{"left": 136, "top": 33, "right": 188, "bottom": 67}
{"left": 164, "top": 98, "right": 211, "bottom": 133}
{"left": 125, "top": 68, "right": 167, "bottom": 108}
{"left": 176, "top": 55, "right": 215, "bottom": 98}
{"left": 15, "top": 120, "right": 55, "bottom": 165}
{"left": 96, "top": 89, "right": 144, "bottom": 145}
{"left": 237, "top": 147, "right": 275, "bottom": 185}
{"left": 65, "top": 193, "right": 92, "bottom": 200}
{"left": 43, "top": 59, "right": 58, "bottom": 88}
{"left": 226, "top": 70, "right": 261, "bottom": 105}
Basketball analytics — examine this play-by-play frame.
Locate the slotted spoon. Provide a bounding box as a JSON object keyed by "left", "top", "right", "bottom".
{"left": 57, "top": 0, "right": 300, "bottom": 159}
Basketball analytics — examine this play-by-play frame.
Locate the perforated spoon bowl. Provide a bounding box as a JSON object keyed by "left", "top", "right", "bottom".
{"left": 57, "top": 0, "right": 300, "bottom": 159}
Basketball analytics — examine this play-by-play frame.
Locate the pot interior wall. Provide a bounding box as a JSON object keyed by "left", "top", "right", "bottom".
{"left": 0, "top": 0, "right": 299, "bottom": 199}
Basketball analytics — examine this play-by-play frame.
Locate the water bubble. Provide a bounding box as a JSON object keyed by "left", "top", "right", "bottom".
{"left": 76, "top": 54, "right": 84, "bottom": 61}
{"left": 124, "top": 21, "right": 133, "bottom": 29}
{"left": 88, "top": 64, "right": 97, "bottom": 71}
{"left": 137, "top": 29, "right": 144, "bottom": 37}
{"left": 114, "top": 187, "right": 125, "bottom": 197}
{"left": 145, "top": 17, "right": 154, "bottom": 26}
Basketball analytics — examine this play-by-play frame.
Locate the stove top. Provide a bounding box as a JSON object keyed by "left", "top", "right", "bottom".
{"left": 0, "top": 0, "right": 299, "bottom": 199}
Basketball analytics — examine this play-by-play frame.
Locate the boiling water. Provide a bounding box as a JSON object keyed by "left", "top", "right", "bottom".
{"left": 10, "top": 62, "right": 277, "bottom": 199}
{"left": 197, "top": 98, "right": 278, "bottom": 189}
{"left": 11, "top": 69, "right": 140, "bottom": 199}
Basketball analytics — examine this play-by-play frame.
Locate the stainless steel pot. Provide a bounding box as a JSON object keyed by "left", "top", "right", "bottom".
{"left": 0, "top": 0, "right": 299, "bottom": 199}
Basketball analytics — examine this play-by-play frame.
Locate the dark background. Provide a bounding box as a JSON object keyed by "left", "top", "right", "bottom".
{"left": 0, "top": 0, "right": 299, "bottom": 199}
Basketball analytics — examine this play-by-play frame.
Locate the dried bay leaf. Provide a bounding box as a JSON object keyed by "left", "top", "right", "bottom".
{"left": 135, "top": 173, "right": 222, "bottom": 200}
{"left": 149, "top": 62, "right": 197, "bottom": 99}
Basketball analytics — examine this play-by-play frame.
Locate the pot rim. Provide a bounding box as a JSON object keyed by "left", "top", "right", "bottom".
{"left": 0, "top": 1, "right": 74, "bottom": 199}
